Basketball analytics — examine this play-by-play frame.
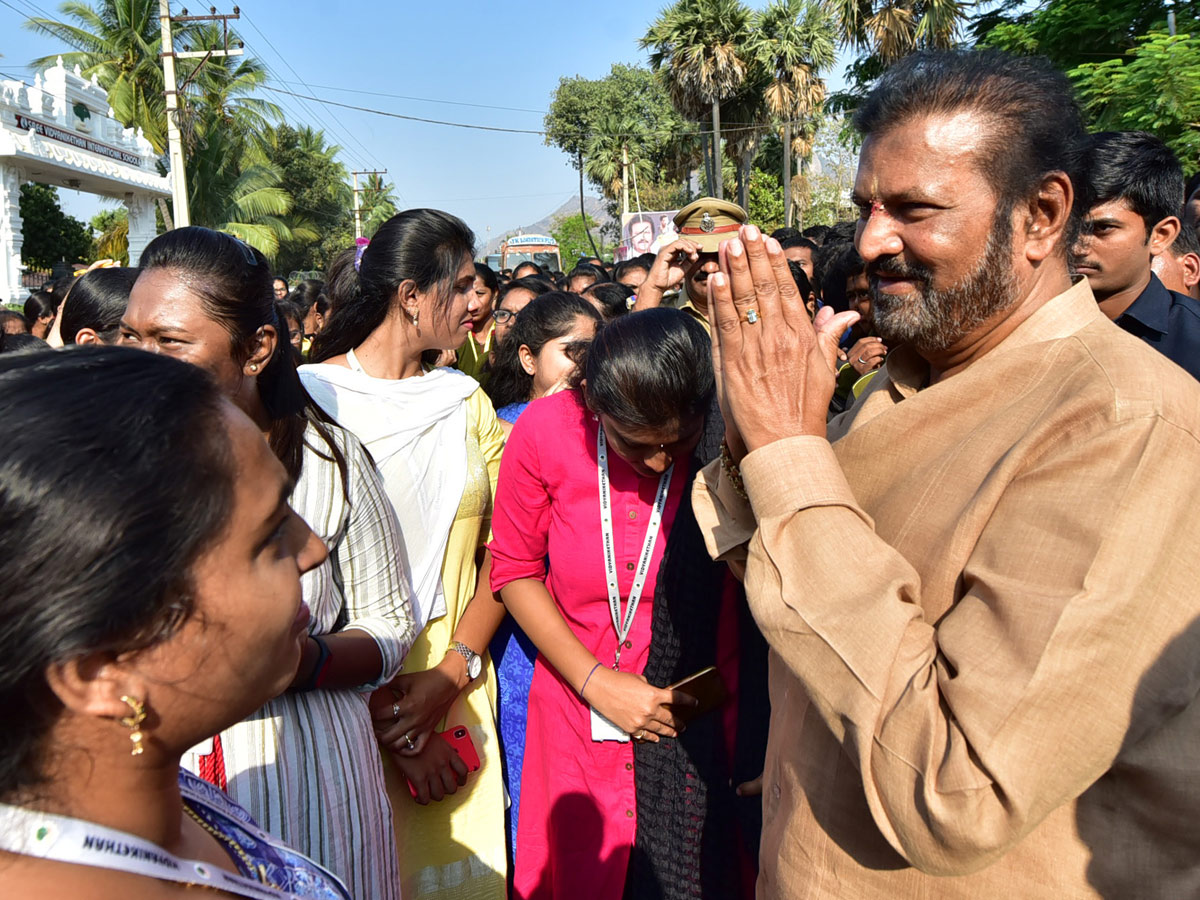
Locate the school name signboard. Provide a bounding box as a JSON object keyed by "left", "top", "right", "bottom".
{"left": 14, "top": 113, "right": 143, "bottom": 168}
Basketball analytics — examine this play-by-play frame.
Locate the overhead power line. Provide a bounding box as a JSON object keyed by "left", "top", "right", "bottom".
{"left": 271, "top": 79, "right": 548, "bottom": 115}
{"left": 262, "top": 85, "right": 808, "bottom": 140}
{"left": 238, "top": 8, "right": 390, "bottom": 178}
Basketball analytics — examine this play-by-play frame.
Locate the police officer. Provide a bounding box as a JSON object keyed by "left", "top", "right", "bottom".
{"left": 632, "top": 197, "right": 749, "bottom": 333}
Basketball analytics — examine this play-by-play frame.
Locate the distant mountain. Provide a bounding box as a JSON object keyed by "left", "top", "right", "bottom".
{"left": 481, "top": 195, "right": 612, "bottom": 258}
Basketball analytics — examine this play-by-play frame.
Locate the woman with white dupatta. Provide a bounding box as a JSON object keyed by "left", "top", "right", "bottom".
{"left": 300, "top": 210, "right": 508, "bottom": 900}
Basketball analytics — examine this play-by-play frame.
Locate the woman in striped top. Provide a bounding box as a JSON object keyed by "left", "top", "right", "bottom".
{"left": 120, "top": 227, "right": 417, "bottom": 900}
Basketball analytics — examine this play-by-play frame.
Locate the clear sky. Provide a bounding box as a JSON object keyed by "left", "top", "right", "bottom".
{"left": 0, "top": 0, "right": 852, "bottom": 241}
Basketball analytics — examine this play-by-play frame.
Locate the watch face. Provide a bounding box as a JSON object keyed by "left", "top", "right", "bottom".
{"left": 467, "top": 654, "right": 482, "bottom": 680}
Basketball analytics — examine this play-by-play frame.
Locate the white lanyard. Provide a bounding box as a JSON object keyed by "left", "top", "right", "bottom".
{"left": 597, "top": 426, "right": 672, "bottom": 670}
{"left": 0, "top": 801, "right": 336, "bottom": 900}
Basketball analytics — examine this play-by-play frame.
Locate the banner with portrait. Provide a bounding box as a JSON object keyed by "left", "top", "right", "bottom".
{"left": 616, "top": 210, "right": 680, "bottom": 261}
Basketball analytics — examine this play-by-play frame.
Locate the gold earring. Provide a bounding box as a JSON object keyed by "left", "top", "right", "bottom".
{"left": 249, "top": 363, "right": 259, "bottom": 373}
{"left": 120, "top": 695, "right": 147, "bottom": 756}
{"left": 409, "top": 309, "right": 419, "bottom": 327}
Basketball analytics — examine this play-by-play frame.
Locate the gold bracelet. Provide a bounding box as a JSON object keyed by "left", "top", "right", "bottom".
{"left": 720, "top": 440, "right": 749, "bottom": 501}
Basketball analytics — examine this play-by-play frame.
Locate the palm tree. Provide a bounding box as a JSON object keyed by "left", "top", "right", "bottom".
{"left": 642, "top": 0, "right": 754, "bottom": 200}
{"left": 360, "top": 173, "right": 400, "bottom": 239}
{"left": 720, "top": 79, "right": 770, "bottom": 211}
{"left": 25, "top": 0, "right": 178, "bottom": 155}
{"left": 583, "top": 113, "right": 655, "bottom": 210}
{"left": 824, "top": 0, "right": 965, "bottom": 65}
{"left": 186, "top": 127, "right": 308, "bottom": 260}
{"left": 748, "top": 0, "right": 837, "bottom": 226}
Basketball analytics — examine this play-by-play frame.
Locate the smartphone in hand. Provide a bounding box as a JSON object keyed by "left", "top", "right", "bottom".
{"left": 406, "top": 725, "right": 481, "bottom": 799}
{"left": 667, "top": 666, "right": 729, "bottom": 724}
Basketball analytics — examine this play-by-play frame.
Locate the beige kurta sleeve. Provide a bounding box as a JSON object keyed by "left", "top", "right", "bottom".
{"left": 691, "top": 456, "right": 757, "bottom": 561}
{"left": 733, "top": 423, "right": 1200, "bottom": 876}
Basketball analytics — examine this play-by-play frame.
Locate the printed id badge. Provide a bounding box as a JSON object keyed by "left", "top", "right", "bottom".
{"left": 590, "top": 705, "right": 631, "bottom": 743}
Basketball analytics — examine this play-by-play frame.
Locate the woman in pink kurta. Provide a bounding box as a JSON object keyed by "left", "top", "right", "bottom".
{"left": 489, "top": 310, "right": 715, "bottom": 900}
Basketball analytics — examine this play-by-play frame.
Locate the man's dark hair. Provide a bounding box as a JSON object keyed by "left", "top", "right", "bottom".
{"left": 821, "top": 243, "right": 866, "bottom": 313}
{"left": 787, "top": 260, "right": 814, "bottom": 300}
{"left": 801, "top": 224, "right": 831, "bottom": 245}
{"left": 1076, "top": 131, "right": 1183, "bottom": 236}
{"left": 771, "top": 227, "right": 801, "bottom": 242}
{"left": 827, "top": 221, "right": 857, "bottom": 245}
{"left": 853, "top": 49, "right": 1087, "bottom": 248}
{"left": 1184, "top": 172, "right": 1200, "bottom": 205}
{"left": 779, "top": 235, "right": 817, "bottom": 253}
{"left": 1171, "top": 218, "right": 1200, "bottom": 257}
{"left": 0, "top": 332, "right": 48, "bottom": 355}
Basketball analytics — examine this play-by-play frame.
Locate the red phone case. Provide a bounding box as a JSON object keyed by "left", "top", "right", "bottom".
{"left": 406, "top": 725, "right": 480, "bottom": 798}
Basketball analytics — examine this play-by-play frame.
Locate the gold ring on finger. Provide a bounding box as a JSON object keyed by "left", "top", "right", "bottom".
{"left": 742, "top": 308, "right": 760, "bottom": 325}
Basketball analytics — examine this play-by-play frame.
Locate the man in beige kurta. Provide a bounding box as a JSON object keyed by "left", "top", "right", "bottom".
{"left": 695, "top": 50, "right": 1200, "bottom": 899}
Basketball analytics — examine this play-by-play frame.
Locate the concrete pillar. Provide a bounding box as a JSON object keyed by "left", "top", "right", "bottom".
{"left": 124, "top": 191, "right": 156, "bottom": 266}
{"left": 0, "top": 163, "right": 27, "bottom": 306}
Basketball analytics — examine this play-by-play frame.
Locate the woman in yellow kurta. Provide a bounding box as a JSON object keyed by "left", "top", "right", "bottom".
{"left": 301, "top": 209, "right": 509, "bottom": 899}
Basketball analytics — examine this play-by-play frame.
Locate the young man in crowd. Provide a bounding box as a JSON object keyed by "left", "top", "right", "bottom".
{"left": 696, "top": 49, "right": 1200, "bottom": 899}
{"left": 1073, "top": 131, "right": 1200, "bottom": 378}
{"left": 778, "top": 234, "right": 818, "bottom": 283}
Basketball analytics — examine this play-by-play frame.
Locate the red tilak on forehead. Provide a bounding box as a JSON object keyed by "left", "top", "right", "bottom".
{"left": 871, "top": 200, "right": 886, "bottom": 215}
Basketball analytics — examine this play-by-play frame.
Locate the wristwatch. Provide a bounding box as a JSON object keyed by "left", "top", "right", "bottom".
{"left": 449, "top": 641, "right": 482, "bottom": 681}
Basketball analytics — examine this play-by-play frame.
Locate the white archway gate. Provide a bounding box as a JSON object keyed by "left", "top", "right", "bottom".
{"left": 0, "top": 59, "right": 170, "bottom": 303}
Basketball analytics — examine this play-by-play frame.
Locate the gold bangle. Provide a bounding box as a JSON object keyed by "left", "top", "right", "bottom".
{"left": 720, "top": 440, "right": 749, "bottom": 501}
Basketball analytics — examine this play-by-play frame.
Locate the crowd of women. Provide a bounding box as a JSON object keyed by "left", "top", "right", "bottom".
{"left": 0, "top": 206, "right": 787, "bottom": 900}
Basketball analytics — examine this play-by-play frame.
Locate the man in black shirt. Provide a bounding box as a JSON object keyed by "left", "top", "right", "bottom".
{"left": 1073, "top": 131, "right": 1200, "bottom": 379}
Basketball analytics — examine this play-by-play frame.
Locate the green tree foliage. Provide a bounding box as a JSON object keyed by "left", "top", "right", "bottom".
{"left": 975, "top": 0, "right": 1192, "bottom": 72}
{"left": 747, "top": 167, "right": 785, "bottom": 231}
{"left": 91, "top": 206, "right": 129, "bottom": 264}
{"left": 825, "top": 0, "right": 970, "bottom": 112}
{"left": 19, "top": 183, "right": 92, "bottom": 269}
{"left": 544, "top": 63, "right": 697, "bottom": 195}
{"left": 552, "top": 213, "right": 609, "bottom": 268}
{"left": 360, "top": 173, "right": 400, "bottom": 239}
{"left": 1069, "top": 33, "right": 1200, "bottom": 168}
{"left": 262, "top": 124, "right": 352, "bottom": 275}
{"left": 973, "top": 1, "right": 1200, "bottom": 170}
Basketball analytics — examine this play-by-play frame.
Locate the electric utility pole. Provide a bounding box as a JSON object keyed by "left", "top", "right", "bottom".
{"left": 159, "top": 2, "right": 244, "bottom": 228}
{"left": 352, "top": 170, "right": 387, "bottom": 239}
